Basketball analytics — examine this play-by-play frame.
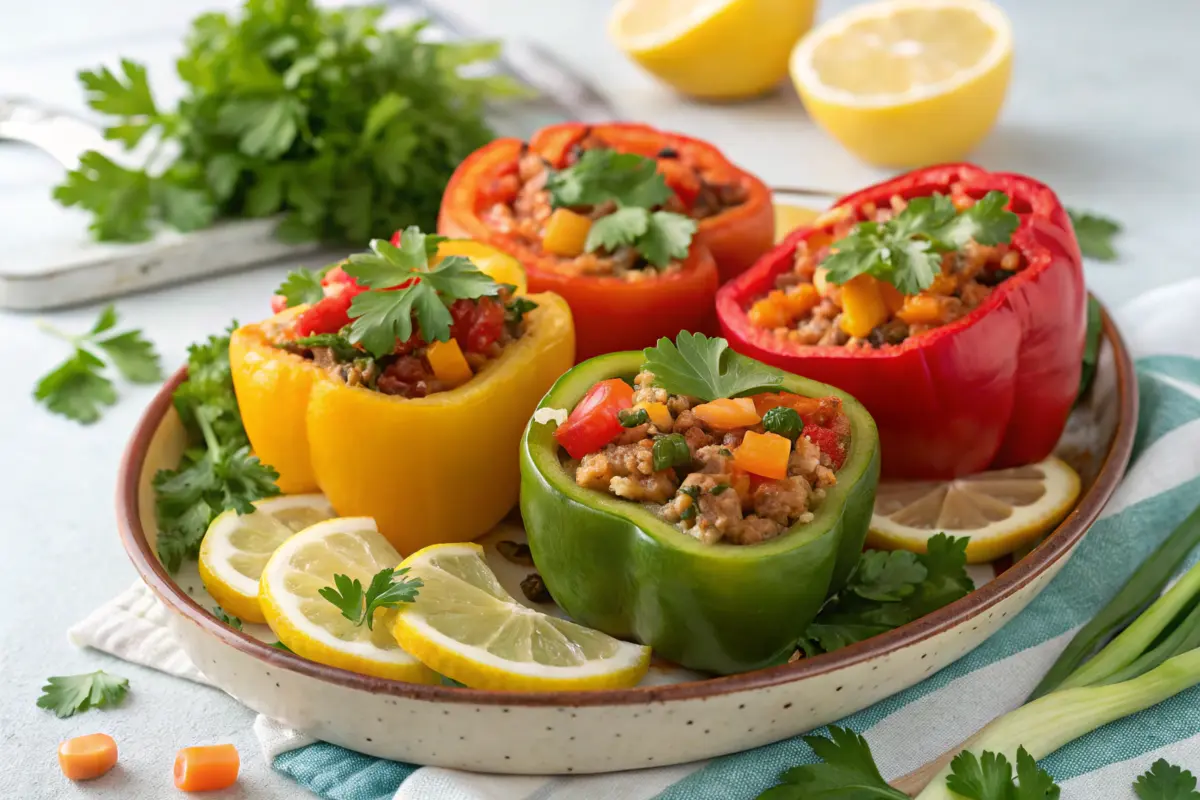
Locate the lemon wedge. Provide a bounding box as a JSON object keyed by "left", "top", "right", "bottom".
{"left": 391, "top": 543, "right": 651, "bottom": 691}
{"left": 774, "top": 203, "right": 824, "bottom": 242}
{"left": 198, "top": 494, "right": 337, "bottom": 623}
{"left": 869, "top": 456, "right": 1081, "bottom": 564}
{"left": 790, "top": 0, "right": 1013, "bottom": 166}
{"left": 610, "top": 0, "right": 817, "bottom": 99}
{"left": 259, "top": 517, "right": 436, "bottom": 683}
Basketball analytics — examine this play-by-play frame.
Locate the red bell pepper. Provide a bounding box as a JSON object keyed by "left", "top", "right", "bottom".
{"left": 716, "top": 164, "right": 1085, "bottom": 479}
{"left": 437, "top": 122, "right": 773, "bottom": 361}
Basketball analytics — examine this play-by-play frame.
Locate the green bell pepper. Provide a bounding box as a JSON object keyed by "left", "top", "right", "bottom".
{"left": 519, "top": 350, "right": 881, "bottom": 676}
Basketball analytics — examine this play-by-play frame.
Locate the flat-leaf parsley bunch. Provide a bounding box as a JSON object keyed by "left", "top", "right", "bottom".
{"left": 54, "top": 0, "right": 525, "bottom": 243}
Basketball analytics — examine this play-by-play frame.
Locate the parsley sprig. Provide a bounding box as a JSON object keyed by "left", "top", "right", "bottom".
{"left": 547, "top": 149, "right": 697, "bottom": 267}
{"left": 37, "top": 670, "right": 129, "bottom": 719}
{"left": 153, "top": 325, "right": 280, "bottom": 571}
{"left": 53, "top": 1, "right": 524, "bottom": 243}
{"left": 320, "top": 567, "right": 423, "bottom": 630}
{"left": 343, "top": 227, "right": 501, "bottom": 357}
{"left": 275, "top": 266, "right": 329, "bottom": 308}
{"left": 33, "top": 305, "right": 162, "bottom": 424}
{"left": 823, "top": 192, "right": 1020, "bottom": 294}
{"left": 799, "top": 534, "right": 974, "bottom": 656}
{"left": 1068, "top": 209, "right": 1122, "bottom": 261}
{"left": 641, "top": 332, "right": 783, "bottom": 402}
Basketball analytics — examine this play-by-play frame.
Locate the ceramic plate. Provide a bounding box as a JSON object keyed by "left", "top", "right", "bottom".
{"left": 116, "top": 305, "right": 1135, "bottom": 774}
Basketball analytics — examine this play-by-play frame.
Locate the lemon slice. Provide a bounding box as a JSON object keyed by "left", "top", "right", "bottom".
{"left": 774, "top": 203, "right": 824, "bottom": 242}
{"left": 392, "top": 543, "right": 651, "bottom": 691}
{"left": 259, "top": 517, "right": 436, "bottom": 683}
{"left": 609, "top": 0, "right": 817, "bottom": 100}
{"left": 199, "top": 494, "right": 337, "bottom": 623}
{"left": 869, "top": 456, "right": 1081, "bottom": 564}
{"left": 789, "top": 0, "right": 1013, "bottom": 166}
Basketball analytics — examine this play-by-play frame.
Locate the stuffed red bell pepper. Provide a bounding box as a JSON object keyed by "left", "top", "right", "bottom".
{"left": 438, "top": 122, "right": 774, "bottom": 360}
{"left": 716, "top": 164, "right": 1085, "bottom": 479}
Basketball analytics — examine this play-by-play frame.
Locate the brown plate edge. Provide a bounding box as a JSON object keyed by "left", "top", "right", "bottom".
{"left": 116, "top": 303, "right": 1137, "bottom": 708}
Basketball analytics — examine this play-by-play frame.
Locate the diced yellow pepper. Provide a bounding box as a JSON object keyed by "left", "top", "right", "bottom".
{"left": 693, "top": 397, "right": 762, "bottom": 429}
{"left": 813, "top": 267, "right": 831, "bottom": 297}
{"left": 733, "top": 430, "right": 792, "bottom": 480}
{"left": 896, "top": 295, "right": 949, "bottom": 326}
{"left": 838, "top": 274, "right": 889, "bottom": 338}
{"left": 542, "top": 208, "right": 593, "bottom": 257}
{"left": 878, "top": 281, "right": 905, "bottom": 313}
{"left": 634, "top": 401, "right": 673, "bottom": 430}
{"left": 426, "top": 339, "right": 473, "bottom": 387}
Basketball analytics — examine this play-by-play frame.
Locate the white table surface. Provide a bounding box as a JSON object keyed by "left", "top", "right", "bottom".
{"left": 2, "top": 0, "right": 1198, "bottom": 797}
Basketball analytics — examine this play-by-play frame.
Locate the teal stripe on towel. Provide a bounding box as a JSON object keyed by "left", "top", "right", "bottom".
{"left": 274, "top": 743, "right": 417, "bottom": 800}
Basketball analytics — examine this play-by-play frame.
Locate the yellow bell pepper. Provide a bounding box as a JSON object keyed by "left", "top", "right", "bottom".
{"left": 542, "top": 208, "right": 593, "bottom": 257}
{"left": 425, "top": 339, "right": 473, "bottom": 387}
{"left": 838, "top": 274, "right": 890, "bottom": 338}
{"left": 230, "top": 241, "right": 575, "bottom": 554}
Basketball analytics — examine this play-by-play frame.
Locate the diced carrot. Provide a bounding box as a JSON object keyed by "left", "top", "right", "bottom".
{"left": 425, "top": 339, "right": 473, "bottom": 387}
{"left": 928, "top": 273, "right": 958, "bottom": 295}
{"left": 734, "top": 431, "right": 792, "bottom": 480}
{"left": 838, "top": 274, "right": 889, "bottom": 338}
{"left": 542, "top": 208, "right": 592, "bottom": 257}
{"left": 896, "top": 295, "right": 950, "bottom": 326}
{"left": 58, "top": 734, "right": 118, "bottom": 781}
{"left": 634, "top": 401, "right": 673, "bottom": 430}
{"left": 692, "top": 397, "right": 761, "bottom": 429}
{"left": 878, "top": 281, "right": 905, "bottom": 313}
{"left": 174, "top": 745, "right": 240, "bottom": 792}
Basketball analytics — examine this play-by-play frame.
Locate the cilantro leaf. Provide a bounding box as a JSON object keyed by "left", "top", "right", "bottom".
{"left": 319, "top": 567, "right": 423, "bottom": 630}
{"left": 275, "top": 267, "right": 327, "bottom": 308}
{"left": 548, "top": 149, "right": 672, "bottom": 209}
{"left": 585, "top": 207, "right": 650, "bottom": 253}
{"left": 287, "top": 331, "right": 361, "bottom": 362}
{"left": 1068, "top": 209, "right": 1121, "bottom": 261}
{"left": 640, "top": 211, "right": 698, "bottom": 267}
{"left": 1135, "top": 760, "right": 1200, "bottom": 800}
{"left": 33, "top": 306, "right": 162, "bottom": 423}
{"left": 344, "top": 230, "right": 499, "bottom": 356}
{"left": 799, "top": 534, "right": 973, "bottom": 656}
{"left": 761, "top": 726, "right": 908, "bottom": 800}
{"left": 56, "top": 4, "right": 517, "bottom": 244}
{"left": 212, "top": 606, "right": 243, "bottom": 631}
{"left": 641, "top": 333, "right": 783, "bottom": 403}
{"left": 155, "top": 323, "right": 280, "bottom": 572}
{"left": 33, "top": 350, "right": 117, "bottom": 424}
{"left": 37, "top": 670, "right": 129, "bottom": 718}
{"left": 945, "top": 748, "right": 1059, "bottom": 800}
{"left": 823, "top": 192, "right": 1018, "bottom": 294}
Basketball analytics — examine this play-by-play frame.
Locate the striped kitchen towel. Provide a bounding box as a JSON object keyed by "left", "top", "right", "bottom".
{"left": 74, "top": 278, "right": 1200, "bottom": 798}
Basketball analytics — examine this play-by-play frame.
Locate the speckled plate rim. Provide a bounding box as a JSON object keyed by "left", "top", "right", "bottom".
{"left": 116, "top": 303, "right": 1136, "bottom": 708}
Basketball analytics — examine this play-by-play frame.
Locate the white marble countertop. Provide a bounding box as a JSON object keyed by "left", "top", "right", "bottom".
{"left": 2, "top": 0, "right": 1198, "bottom": 797}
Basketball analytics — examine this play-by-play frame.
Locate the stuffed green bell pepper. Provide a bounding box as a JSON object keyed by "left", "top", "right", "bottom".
{"left": 519, "top": 332, "right": 880, "bottom": 675}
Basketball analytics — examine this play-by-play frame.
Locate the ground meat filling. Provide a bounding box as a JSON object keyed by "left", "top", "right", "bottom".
{"left": 483, "top": 136, "right": 748, "bottom": 280}
{"left": 277, "top": 287, "right": 528, "bottom": 399}
{"left": 748, "top": 190, "right": 1027, "bottom": 348}
{"left": 570, "top": 372, "right": 846, "bottom": 546}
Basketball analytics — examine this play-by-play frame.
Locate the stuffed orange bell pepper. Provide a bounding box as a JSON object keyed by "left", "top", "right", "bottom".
{"left": 230, "top": 228, "right": 574, "bottom": 554}
{"left": 437, "top": 122, "right": 774, "bottom": 361}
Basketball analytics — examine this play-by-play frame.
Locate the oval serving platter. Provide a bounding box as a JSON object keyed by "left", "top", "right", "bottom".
{"left": 117, "top": 303, "right": 1136, "bottom": 775}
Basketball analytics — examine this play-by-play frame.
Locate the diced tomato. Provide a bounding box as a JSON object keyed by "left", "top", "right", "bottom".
{"left": 803, "top": 424, "right": 846, "bottom": 470}
{"left": 479, "top": 172, "right": 521, "bottom": 208}
{"left": 752, "top": 393, "right": 841, "bottom": 426}
{"left": 554, "top": 378, "right": 635, "bottom": 459}
{"left": 295, "top": 284, "right": 366, "bottom": 336}
{"left": 322, "top": 264, "right": 356, "bottom": 289}
{"left": 450, "top": 297, "right": 506, "bottom": 353}
{"left": 657, "top": 158, "right": 701, "bottom": 209}
{"left": 270, "top": 294, "right": 289, "bottom": 315}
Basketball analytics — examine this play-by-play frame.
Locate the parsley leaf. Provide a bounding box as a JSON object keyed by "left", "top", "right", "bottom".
{"left": 154, "top": 324, "right": 280, "bottom": 571}
{"left": 641, "top": 332, "right": 783, "bottom": 403}
{"left": 270, "top": 640, "right": 294, "bottom": 653}
{"left": 1135, "top": 760, "right": 1200, "bottom": 800}
{"left": 319, "top": 567, "right": 423, "bottom": 630}
{"left": 945, "top": 748, "right": 1059, "bottom": 800}
{"left": 33, "top": 305, "right": 162, "bottom": 424}
{"left": 55, "top": 3, "right": 522, "bottom": 243}
{"left": 287, "top": 331, "right": 361, "bottom": 362}
{"left": 760, "top": 726, "right": 907, "bottom": 800}
{"left": 640, "top": 211, "right": 698, "bottom": 267}
{"left": 586, "top": 207, "right": 650, "bottom": 253}
{"left": 823, "top": 191, "right": 1019, "bottom": 294}
{"left": 1068, "top": 209, "right": 1121, "bottom": 261}
{"left": 275, "top": 267, "right": 327, "bottom": 308}
{"left": 1077, "top": 295, "right": 1103, "bottom": 401}
{"left": 212, "top": 606, "right": 244, "bottom": 631}
{"left": 799, "top": 534, "right": 973, "bottom": 656}
{"left": 343, "top": 229, "right": 499, "bottom": 357}
{"left": 548, "top": 149, "right": 672, "bottom": 210}
{"left": 37, "top": 670, "right": 129, "bottom": 718}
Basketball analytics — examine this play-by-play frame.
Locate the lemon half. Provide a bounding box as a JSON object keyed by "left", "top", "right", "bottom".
{"left": 869, "top": 456, "right": 1081, "bottom": 564}
{"left": 392, "top": 543, "right": 651, "bottom": 691}
{"left": 259, "top": 517, "right": 436, "bottom": 683}
{"left": 199, "top": 494, "right": 337, "bottom": 623}
{"left": 790, "top": 0, "right": 1013, "bottom": 166}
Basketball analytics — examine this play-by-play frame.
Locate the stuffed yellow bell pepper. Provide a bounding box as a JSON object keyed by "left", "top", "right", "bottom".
{"left": 230, "top": 228, "right": 574, "bottom": 554}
